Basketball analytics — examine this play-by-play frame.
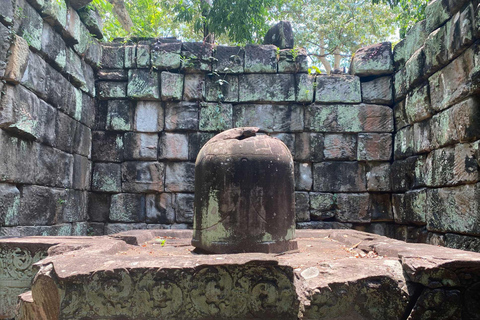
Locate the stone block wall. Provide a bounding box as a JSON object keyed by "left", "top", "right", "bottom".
{"left": 91, "top": 39, "right": 396, "bottom": 235}
{"left": 392, "top": 0, "right": 480, "bottom": 250}
{"left": 0, "top": 0, "right": 101, "bottom": 236}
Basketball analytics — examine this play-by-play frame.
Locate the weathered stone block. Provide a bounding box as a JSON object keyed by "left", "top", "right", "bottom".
{"left": 88, "top": 193, "right": 110, "bottom": 222}
{"left": 414, "top": 155, "right": 428, "bottom": 188}
{"left": 394, "top": 125, "right": 414, "bottom": 160}
{"left": 188, "top": 132, "right": 215, "bottom": 161}
{"left": 123, "top": 132, "right": 158, "bottom": 160}
{"left": 45, "top": 65, "right": 68, "bottom": 110}
{"left": 350, "top": 42, "right": 393, "bottom": 77}
{"left": 305, "top": 104, "right": 393, "bottom": 133}
{"left": 405, "top": 47, "right": 426, "bottom": 90}
{"left": 234, "top": 104, "right": 303, "bottom": 132}
{"left": 323, "top": 134, "right": 356, "bottom": 160}
{"left": 430, "top": 97, "right": 480, "bottom": 148}
{"left": 200, "top": 102, "right": 233, "bottom": 132}
{"left": 73, "top": 154, "right": 91, "bottom": 190}
{"left": 264, "top": 21, "right": 294, "bottom": 49}
{"left": 393, "top": 189, "right": 427, "bottom": 225}
{"left": 20, "top": 51, "right": 47, "bottom": 98}
{"left": 310, "top": 192, "right": 335, "bottom": 221}
{"left": 361, "top": 76, "right": 393, "bottom": 105}
{"left": 239, "top": 74, "right": 295, "bottom": 102}
{"left": 60, "top": 190, "right": 88, "bottom": 223}
{"left": 181, "top": 42, "right": 213, "bottom": 73}
{"left": 244, "top": 45, "right": 277, "bottom": 73}
{"left": 91, "top": 163, "right": 121, "bottom": 193}
{"left": 427, "top": 183, "right": 480, "bottom": 235}
{"left": 277, "top": 48, "right": 308, "bottom": 73}
{"left": 64, "top": 6, "right": 81, "bottom": 44}
{"left": 424, "top": 144, "right": 478, "bottom": 187}
{"left": 3, "top": 35, "right": 29, "bottom": 83}
{"left": 413, "top": 121, "right": 431, "bottom": 154}
{"left": 405, "top": 84, "right": 431, "bottom": 124}
{"left": 127, "top": 69, "right": 159, "bottom": 100}
{"left": 110, "top": 193, "right": 146, "bottom": 223}
{"left": 175, "top": 193, "right": 194, "bottom": 224}
{"left": 0, "top": 183, "right": 20, "bottom": 226}
{"left": 97, "top": 81, "right": 127, "bottom": 99}
{"left": 335, "top": 193, "right": 370, "bottom": 223}
{"left": 366, "top": 163, "right": 391, "bottom": 192}
{"left": 394, "top": 101, "right": 408, "bottom": 131}
{"left": 85, "top": 38, "right": 102, "bottom": 68}
{"left": 136, "top": 43, "right": 150, "bottom": 68}
{"left": 135, "top": 101, "right": 163, "bottom": 132}
{"left": 161, "top": 72, "right": 184, "bottom": 101}
{"left": 425, "top": 0, "right": 469, "bottom": 33}
{"left": 447, "top": 4, "right": 474, "bottom": 61}
{"left": 295, "top": 162, "right": 312, "bottom": 191}
{"left": 313, "top": 162, "right": 366, "bottom": 192}
{"left": 295, "top": 191, "right": 310, "bottom": 222}
{"left": 122, "top": 161, "right": 165, "bottom": 193}
{"left": 295, "top": 73, "right": 315, "bottom": 103}
{"left": 316, "top": 75, "right": 361, "bottom": 103}
{"left": 17, "top": 1, "right": 43, "bottom": 51}
{"left": 151, "top": 42, "right": 181, "bottom": 70}
{"left": 294, "top": 133, "right": 323, "bottom": 162}
{"left": 390, "top": 156, "right": 417, "bottom": 192}
{"left": 0, "top": 22, "right": 12, "bottom": 77}
{"left": 91, "top": 131, "right": 123, "bottom": 162}
{"left": 73, "top": 122, "right": 91, "bottom": 157}
{"left": 183, "top": 74, "right": 205, "bottom": 101}
{"left": 358, "top": 133, "right": 392, "bottom": 161}
{"left": 369, "top": 193, "right": 393, "bottom": 222}
{"left": 393, "top": 21, "right": 427, "bottom": 69}
{"left": 146, "top": 193, "right": 175, "bottom": 224}
{"left": 444, "top": 233, "right": 480, "bottom": 252}
{"left": 106, "top": 100, "right": 133, "bottom": 131}
{"left": 394, "top": 68, "right": 407, "bottom": 102}
{"left": 165, "top": 162, "right": 195, "bottom": 192}
{"left": 35, "top": 145, "right": 73, "bottom": 188}
{"left": 159, "top": 132, "right": 188, "bottom": 160}
{"left": 53, "top": 111, "right": 75, "bottom": 153}
{"left": 8, "top": 185, "right": 58, "bottom": 226}
{"left": 82, "top": 60, "right": 95, "bottom": 96}
{"left": 270, "top": 133, "right": 295, "bottom": 156}
{"left": 205, "top": 74, "right": 239, "bottom": 102}
{"left": 124, "top": 44, "right": 136, "bottom": 69}
{"left": 101, "top": 43, "right": 124, "bottom": 69}
{"left": 214, "top": 46, "right": 244, "bottom": 73}
{"left": 164, "top": 102, "right": 199, "bottom": 131}
{"left": 296, "top": 221, "right": 352, "bottom": 229}
{"left": 40, "top": 22, "right": 66, "bottom": 70}
{"left": 0, "top": 0, "right": 15, "bottom": 26}
{"left": 429, "top": 47, "right": 475, "bottom": 112}
{"left": 78, "top": 6, "right": 103, "bottom": 39}
{"left": 424, "top": 26, "right": 448, "bottom": 75}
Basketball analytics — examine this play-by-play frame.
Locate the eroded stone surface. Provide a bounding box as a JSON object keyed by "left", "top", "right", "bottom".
{"left": 6, "top": 229, "right": 480, "bottom": 320}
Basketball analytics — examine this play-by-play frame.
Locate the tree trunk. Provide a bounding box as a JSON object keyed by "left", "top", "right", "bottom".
{"left": 334, "top": 48, "right": 341, "bottom": 70}
{"left": 107, "top": 0, "right": 134, "bottom": 32}
{"left": 319, "top": 39, "right": 332, "bottom": 74}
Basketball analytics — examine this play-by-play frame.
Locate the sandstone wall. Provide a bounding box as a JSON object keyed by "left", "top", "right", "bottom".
{"left": 391, "top": 0, "right": 480, "bottom": 250}
{"left": 0, "top": 0, "right": 101, "bottom": 236}
{"left": 92, "top": 40, "right": 396, "bottom": 235}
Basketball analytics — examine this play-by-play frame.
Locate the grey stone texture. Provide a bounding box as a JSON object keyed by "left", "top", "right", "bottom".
{"left": 164, "top": 102, "right": 199, "bottom": 131}
{"left": 122, "top": 162, "right": 165, "bottom": 193}
{"left": 92, "top": 163, "right": 121, "bottom": 193}
{"left": 146, "top": 193, "right": 175, "bottom": 224}
{"left": 110, "top": 193, "right": 146, "bottom": 223}
{"left": 351, "top": 42, "right": 394, "bottom": 76}
{"left": 158, "top": 132, "right": 189, "bottom": 160}
{"left": 239, "top": 74, "right": 295, "bottom": 102}
{"left": 123, "top": 133, "right": 158, "bottom": 160}
{"left": 361, "top": 76, "right": 393, "bottom": 105}
{"left": 316, "top": 75, "right": 361, "bottom": 103}
{"left": 127, "top": 69, "right": 159, "bottom": 100}
{"left": 165, "top": 162, "right": 195, "bottom": 192}
{"left": 135, "top": 101, "right": 164, "bottom": 132}
{"left": 234, "top": 104, "right": 303, "bottom": 132}
{"left": 244, "top": 45, "right": 277, "bottom": 73}
{"left": 161, "top": 71, "right": 184, "bottom": 101}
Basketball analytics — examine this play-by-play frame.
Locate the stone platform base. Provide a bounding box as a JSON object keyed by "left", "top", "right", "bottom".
{"left": 2, "top": 230, "right": 480, "bottom": 319}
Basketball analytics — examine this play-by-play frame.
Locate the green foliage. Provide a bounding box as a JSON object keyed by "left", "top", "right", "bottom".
{"left": 91, "top": 0, "right": 195, "bottom": 40}
{"left": 169, "top": 0, "right": 275, "bottom": 43}
{"left": 275, "top": 0, "right": 397, "bottom": 71}
{"left": 372, "top": 0, "right": 428, "bottom": 38}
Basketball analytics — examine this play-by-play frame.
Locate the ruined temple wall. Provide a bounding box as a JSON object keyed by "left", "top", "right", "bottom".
{"left": 91, "top": 40, "right": 396, "bottom": 235}
{"left": 391, "top": 0, "right": 480, "bottom": 250}
{"left": 0, "top": 0, "right": 102, "bottom": 236}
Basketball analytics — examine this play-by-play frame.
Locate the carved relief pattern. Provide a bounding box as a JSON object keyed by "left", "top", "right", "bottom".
{"left": 59, "top": 265, "right": 297, "bottom": 319}
{"left": 0, "top": 247, "right": 47, "bottom": 319}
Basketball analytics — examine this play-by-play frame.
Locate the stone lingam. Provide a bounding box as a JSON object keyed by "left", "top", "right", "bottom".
{"left": 192, "top": 127, "right": 298, "bottom": 253}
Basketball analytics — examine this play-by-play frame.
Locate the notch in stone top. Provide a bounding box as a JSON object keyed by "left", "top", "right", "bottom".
{"left": 192, "top": 127, "right": 297, "bottom": 254}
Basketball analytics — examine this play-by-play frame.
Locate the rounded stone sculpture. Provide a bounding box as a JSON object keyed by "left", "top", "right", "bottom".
{"left": 192, "top": 127, "right": 297, "bottom": 253}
